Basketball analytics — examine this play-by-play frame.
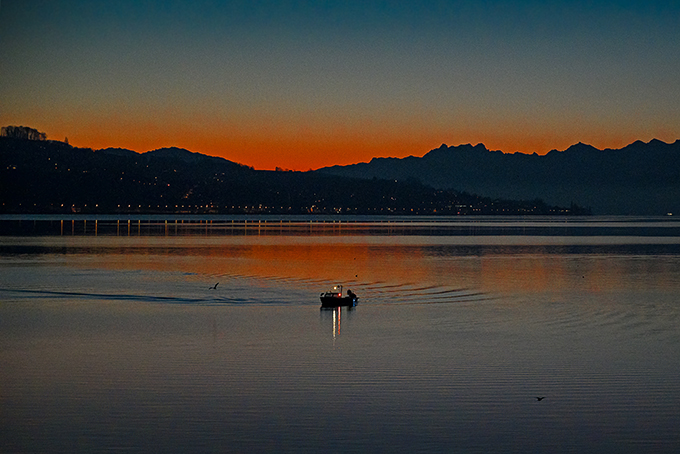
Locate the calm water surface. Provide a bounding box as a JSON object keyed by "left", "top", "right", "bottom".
{"left": 2, "top": 216, "right": 680, "bottom": 453}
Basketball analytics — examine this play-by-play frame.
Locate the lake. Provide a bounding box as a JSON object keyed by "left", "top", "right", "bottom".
{"left": 2, "top": 215, "right": 680, "bottom": 453}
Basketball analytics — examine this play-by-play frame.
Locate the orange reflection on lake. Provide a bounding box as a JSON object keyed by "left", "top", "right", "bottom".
{"left": 66, "top": 235, "right": 680, "bottom": 297}
{"left": 92, "top": 239, "right": 431, "bottom": 286}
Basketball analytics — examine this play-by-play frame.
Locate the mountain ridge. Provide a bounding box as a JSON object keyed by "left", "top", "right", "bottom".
{"left": 1, "top": 137, "right": 582, "bottom": 215}
{"left": 317, "top": 139, "right": 680, "bottom": 215}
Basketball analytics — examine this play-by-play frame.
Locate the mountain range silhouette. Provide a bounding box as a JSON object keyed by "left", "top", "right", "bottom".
{"left": 2, "top": 134, "right": 677, "bottom": 215}
{"left": 317, "top": 139, "right": 680, "bottom": 215}
{"left": 2, "top": 136, "right": 584, "bottom": 215}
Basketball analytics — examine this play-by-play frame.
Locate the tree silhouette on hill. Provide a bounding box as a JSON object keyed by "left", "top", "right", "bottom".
{"left": 1, "top": 125, "right": 47, "bottom": 141}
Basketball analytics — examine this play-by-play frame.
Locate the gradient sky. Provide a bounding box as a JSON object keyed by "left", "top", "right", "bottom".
{"left": 1, "top": 0, "right": 679, "bottom": 170}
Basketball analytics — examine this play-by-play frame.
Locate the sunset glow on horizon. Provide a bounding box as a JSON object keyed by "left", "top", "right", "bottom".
{"left": 2, "top": 1, "right": 679, "bottom": 170}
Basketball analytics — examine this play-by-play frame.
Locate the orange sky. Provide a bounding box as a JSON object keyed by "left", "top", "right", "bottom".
{"left": 39, "top": 110, "right": 673, "bottom": 171}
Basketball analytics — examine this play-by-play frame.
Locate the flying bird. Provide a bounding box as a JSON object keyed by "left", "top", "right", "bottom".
{"left": 209, "top": 283, "right": 219, "bottom": 290}
{"left": 536, "top": 396, "right": 545, "bottom": 401}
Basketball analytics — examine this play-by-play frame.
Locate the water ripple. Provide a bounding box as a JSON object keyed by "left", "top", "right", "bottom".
{"left": 0, "top": 288, "right": 245, "bottom": 306}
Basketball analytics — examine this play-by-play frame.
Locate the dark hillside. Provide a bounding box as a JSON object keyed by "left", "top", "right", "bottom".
{"left": 1, "top": 137, "right": 584, "bottom": 215}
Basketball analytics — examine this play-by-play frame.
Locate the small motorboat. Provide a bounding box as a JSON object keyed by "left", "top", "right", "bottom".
{"left": 320, "top": 285, "right": 358, "bottom": 308}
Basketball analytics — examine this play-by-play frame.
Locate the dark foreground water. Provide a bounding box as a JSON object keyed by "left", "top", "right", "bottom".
{"left": 2, "top": 216, "right": 680, "bottom": 453}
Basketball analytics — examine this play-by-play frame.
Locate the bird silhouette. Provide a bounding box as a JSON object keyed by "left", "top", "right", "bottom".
{"left": 209, "top": 283, "right": 219, "bottom": 290}
{"left": 536, "top": 396, "right": 545, "bottom": 401}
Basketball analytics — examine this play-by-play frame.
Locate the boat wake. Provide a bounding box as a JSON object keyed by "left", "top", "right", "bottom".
{"left": 0, "top": 288, "right": 248, "bottom": 306}
{"left": 350, "top": 282, "right": 491, "bottom": 306}
{"left": 1, "top": 272, "right": 491, "bottom": 308}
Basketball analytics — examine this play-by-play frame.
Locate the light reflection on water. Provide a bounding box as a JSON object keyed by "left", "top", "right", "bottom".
{"left": 1, "top": 217, "right": 680, "bottom": 453}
